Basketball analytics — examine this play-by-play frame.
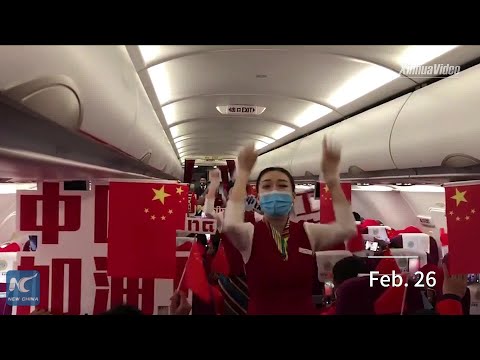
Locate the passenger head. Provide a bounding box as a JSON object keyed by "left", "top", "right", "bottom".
{"left": 200, "top": 177, "right": 207, "bottom": 186}
{"left": 256, "top": 167, "right": 295, "bottom": 218}
{"left": 333, "top": 256, "right": 368, "bottom": 288}
{"left": 353, "top": 212, "right": 362, "bottom": 222}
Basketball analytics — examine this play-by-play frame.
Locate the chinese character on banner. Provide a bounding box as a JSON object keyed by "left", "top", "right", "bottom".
{"left": 15, "top": 256, "right": 82, "bottom": 315}
{"left": 18, "top": 182, "right": 81, "bottom": 245}
{"left": 93, "top": 256, "right": 156, "bottom": 315}
{"left": 11, "top": 182, "right": 175, "bottom": 315}
{"left": 292, "top": 191, "right": 319, "bottom": 223}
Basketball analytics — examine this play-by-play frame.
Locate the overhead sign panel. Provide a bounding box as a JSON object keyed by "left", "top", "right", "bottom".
{"left": 216, "top": 105, "right": 266, "bottom": 115}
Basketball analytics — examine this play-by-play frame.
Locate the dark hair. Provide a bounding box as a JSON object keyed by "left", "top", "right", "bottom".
{"left": 333, "top": 256, "right": 369, "bottom": 287}
{"left": 256, "top": 167, "right": 295, "bottom": 192}
{"left": 102, "top": 304, "right": 143, "bottom": 315}
{"left": 353, "top": 212, "right": 362, "bottom": 221}
{"left": 196, "top": 234, "right": 208, "bottom": 247}
{"left": 412, "top": 309, "right": 438, "bottom": 315}
{"left": 210, "top": 231, "right": 221, "bottom": 253}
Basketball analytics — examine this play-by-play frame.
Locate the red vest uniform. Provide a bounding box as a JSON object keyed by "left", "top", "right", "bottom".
{"left": 245, "top": 220, "right": 316, "bottom": 315}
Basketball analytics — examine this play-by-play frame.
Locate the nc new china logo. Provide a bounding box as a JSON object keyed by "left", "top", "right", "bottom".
{"left": 6, "top": 270, "right": 40, "bottom": 306}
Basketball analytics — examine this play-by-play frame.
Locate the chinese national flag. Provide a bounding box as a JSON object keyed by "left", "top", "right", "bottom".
{"left": 445, "top": 184, "right": 480, "bottom": 274}
{"left": 211, "top": 242, "right": 230, "bottom": 276}
{"left": 107, "top": 182, "right": 189, "bottom": 278}
{"left": 319, "top": 182, "right": 352, "bottom": 250}
{"left": 182, "top": 242, "right": 211, "bottom": 302}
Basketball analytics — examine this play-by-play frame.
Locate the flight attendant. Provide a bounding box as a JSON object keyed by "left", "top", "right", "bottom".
{"left": 223, "top": 137, "right": 357, "bottom": 315}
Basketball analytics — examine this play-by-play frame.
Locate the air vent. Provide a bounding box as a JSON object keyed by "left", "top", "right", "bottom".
{"left": 140, "top": 151, "right": 152, "bottom": 165}
{"left": 3, "top": 75, "right": 82, "bottom": 130}
{"left": 348, "top": 166, "right": 367, "bottom": 177}
{"left": 442, "top": 154, "right": 480, "bottom": 168}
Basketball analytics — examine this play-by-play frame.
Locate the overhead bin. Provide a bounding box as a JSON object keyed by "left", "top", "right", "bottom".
{"left": 289, "top": 123, "right": 339, "bottom": 177}
{"left": 288, "top": 94, "right": 410, "bottom": 177}
{"left": 250, "top": 141, "right": 301, "bottom": 181}
{"left": 124, "top": 80, "right": 183, "bottom": 180}
{"left": 390, "top": 64, "right": 480, "bottom": 169}
{"left": 0, "top": 46, "right": 182, "bottom": 179}
{"left": 331, "top": 94, "right": 411, "bottom": 174}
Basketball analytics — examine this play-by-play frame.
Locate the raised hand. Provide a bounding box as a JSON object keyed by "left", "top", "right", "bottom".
{"left": 170, "top": 291, "right": 192, "bottom": 315}
{"left": 321, "top": 136, "right": 341, "bottom": 183}
{"left": 209, "top": 168, "right": 221, "bottom": 187}
{"left": 442, "top": 263, "right": 467, "bottom": 298}
{"left": 237, "top": 143, "right": 258, "bottom": 173}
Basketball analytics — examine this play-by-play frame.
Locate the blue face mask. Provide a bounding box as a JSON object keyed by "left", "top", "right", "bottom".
{"left": 259, "top": 191, "right": 293, "bottom": 217}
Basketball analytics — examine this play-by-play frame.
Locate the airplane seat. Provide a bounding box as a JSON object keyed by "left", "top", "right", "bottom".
{"left": 335, "top": 276, "right": 424, "bottom": 315}
{"left": 315, "top": 250, "right": 353, "bottom": 283}
{"left": 390, "top": 235, "right": 440, "bottom": 265}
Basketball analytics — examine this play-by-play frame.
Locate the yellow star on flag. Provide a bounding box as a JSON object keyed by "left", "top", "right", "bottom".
{"left": 451, "top": 188, "right": 467, "bottom": 206}
{"left": 152, "top": 186, "right": 171, "bottom": 204}
{"left": 150, "top": 215, "right": 156, "bottom": 220}
{"left": 161, "top": 216, "right": 166, "bottom": 220}
{"left": 176, "top": 186, "right": 184, "bottom": 195}
{"left": 449, "top": 211, "right": 454, "bottom": 216}
{"left": 168, "top": 209, "right": 173, "bottom": 214}
{"left": 472, "top": 209, "right": 476, "bottom": 214}
{"left": 144, "top": 208, "right": 149, "bottom": 213}
{"left": 323, "top": 185, "right": 329, "bottom": 193}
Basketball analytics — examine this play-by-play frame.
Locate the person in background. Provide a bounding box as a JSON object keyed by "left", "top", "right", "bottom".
{"left": 30, "top": 292, "right": 193, "bottom": 315}
{"left": 320, "top": 256, "right": 369, "bottom": 315}
{"left": 195, "top": 177, "right": 208, "bottom": 198}
{"left": 204, "top": 169, "right": 250, "bottom": 315}
{"left": 223, "top": 137, "right": 357, "bottom": 315}
{"left": 435, "top": 262, "right": 468, "bottom": 315}
{"left": 188, "top": 184, "right": 198, "bottom": 215}
{"left": 170, "top": 291, "right": 193, "bottom": 315}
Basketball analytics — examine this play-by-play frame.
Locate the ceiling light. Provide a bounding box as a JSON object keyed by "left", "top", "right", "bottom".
{"left": 162, "top": 103, "right": 177, "bottom": 126}
{"left": 170, "top": 125, "right": 180, "bottom": 138}
{"left": 327, "top": 66, "right": 400, "bottom": 108}
{"left": 352, "top": 185, "right": 394, "bottom": 192}
{"left": 399, "top": 46, "right": 458, "bottom": 67}
{"left": 255, "top": 141, "right": 268, "bottom": 150}
{"left": 148, "top": 64, "right": 172, "bottom": 105}
{"left": 138, "top": 46, "right": 162, "bottom": 66}
{"left": 293, "top": 104, "right": 332, "bottom": 127}
{"left": 194, "top": 165, "right": 199, "bottom": 168}
{"left": 394, "top": 185, "right": 445, "bottom": 193}
{"left": 213, "top": 166, "right": 217, "bottom": 168}
{"left": 326, "top": 46, "right": 459, "bottom": 109}
{"left": 271, "top": 125, "right": 295, "bottom": 140}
